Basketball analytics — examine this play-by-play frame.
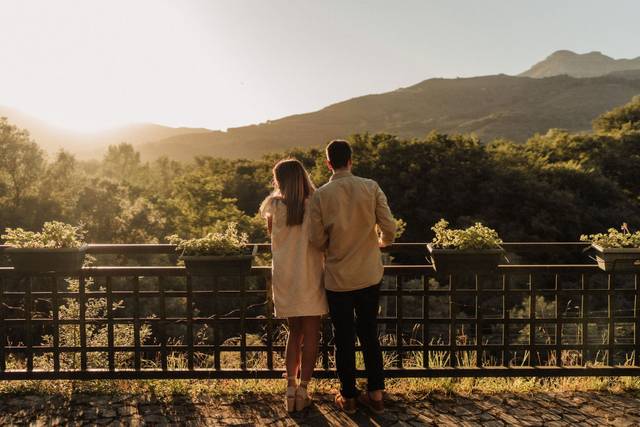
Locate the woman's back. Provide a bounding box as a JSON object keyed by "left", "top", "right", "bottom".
{"left": 261, "top": 196, "right": 327, "bottom": 318}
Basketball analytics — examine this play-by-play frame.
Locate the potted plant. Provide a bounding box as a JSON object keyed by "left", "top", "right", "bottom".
{"left": 426, "top": 219, "right": 504, "bottom": 273}
{"left": 167, "top": 222, "right": 256, "bottom": 276}
{"left": 2, "top": 221, "right": 88, "bottom": 273}
{"left": 580, "top": 223, "right": 640, "bottom": 272}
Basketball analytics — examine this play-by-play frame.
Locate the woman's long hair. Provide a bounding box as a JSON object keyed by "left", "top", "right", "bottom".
{"left": 262, "top": 158, "right": 315, "bottom": 226}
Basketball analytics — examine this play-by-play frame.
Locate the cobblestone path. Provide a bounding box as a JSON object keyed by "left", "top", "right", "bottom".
{"left": 0, "top": 390, "right": 639, "bottom": 426}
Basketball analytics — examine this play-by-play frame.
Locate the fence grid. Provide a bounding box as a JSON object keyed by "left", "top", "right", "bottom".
{"left": 0, "top": 243, "right": 638, "bottom": 380}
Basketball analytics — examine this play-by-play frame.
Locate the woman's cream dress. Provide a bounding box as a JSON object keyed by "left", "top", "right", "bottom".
{"left": 261, "top": 196, "right": 328, "bottom": 318}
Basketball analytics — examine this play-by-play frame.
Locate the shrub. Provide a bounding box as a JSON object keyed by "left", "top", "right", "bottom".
{"left": 167, "top": 222, "right": 248, "bottom": 256}
{"left": 580, "top": 223, "right": 640, "bottom": 248}
{"left": 430, "top": 219, "right": 502, "bottom": 250}
{"left": 2, "top": 221, "right": 86, "bottom": 248}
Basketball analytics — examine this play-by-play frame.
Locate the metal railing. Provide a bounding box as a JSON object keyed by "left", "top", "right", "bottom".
{"left": 0, "top": 242, "right": 638, "bottom": 380}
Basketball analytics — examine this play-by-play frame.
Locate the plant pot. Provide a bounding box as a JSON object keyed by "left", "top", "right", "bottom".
{"left": 181, "top": 246, "right": 256, "bottom": 276}
{"left": 5, "top": 245, "right": 88, "bottom": 273}
{"left": 427, "top": 244, "right": 504, "bottom": 274}
{"left": 590, "top": 244, "right": 640, "bottom": 272}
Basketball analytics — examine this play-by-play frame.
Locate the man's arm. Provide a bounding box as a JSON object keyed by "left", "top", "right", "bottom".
{"left": 375, "top": 183, "right": 397, "bottom": 247}
{"left": 308, "top": 192, "right": 328, "bottom": 250}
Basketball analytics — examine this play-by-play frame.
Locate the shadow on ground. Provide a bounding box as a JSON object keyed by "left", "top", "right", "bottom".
{"left": 0, "top": 390, "right": 638, "bottom": 425}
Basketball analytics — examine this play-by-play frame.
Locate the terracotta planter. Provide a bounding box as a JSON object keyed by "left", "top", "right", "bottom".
{"left": 590, "top": 244, "right": 640, "bottom": 272}
{"left": 427, "top": 244, "right": 504, "bottom": 274}
{"left": 5, "top": 245, "right": 88, "bottom": 273}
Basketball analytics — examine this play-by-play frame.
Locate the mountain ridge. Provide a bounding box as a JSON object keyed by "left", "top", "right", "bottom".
{"left": 137, "top": 73, "right": 640, "bottom": 160}
{"left": 520, "top": 50, "right": 640, "bottom": 78}
{"left": 3, "top": 50, "right": 640, "bottom": 160}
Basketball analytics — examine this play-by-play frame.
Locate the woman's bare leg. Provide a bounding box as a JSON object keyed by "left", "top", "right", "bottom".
{"left": 286, "top": 317, "right": 304, "bottom": 387}
{"left": 299, "top": 316, "right": 321, "bottom": 383}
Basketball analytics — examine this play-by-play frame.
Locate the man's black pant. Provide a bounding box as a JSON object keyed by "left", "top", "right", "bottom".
{"left": 326, "top": 283, "right": 384, "bottom": 398}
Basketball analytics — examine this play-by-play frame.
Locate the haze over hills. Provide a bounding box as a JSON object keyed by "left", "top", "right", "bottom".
{"left": 0, "top": 105, "right": 211, "bottom": 156}
{"left": 2, "top": 50, "right": 640, "bottom": 160}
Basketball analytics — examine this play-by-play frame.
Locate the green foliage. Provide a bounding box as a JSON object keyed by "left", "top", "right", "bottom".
{"left": 580, "top": 223, "right": 640, "bottom": 248}
{"left": 27, "top": 277, "right": 151, "bottom": 371}
{"left": 0, "top": 117, "right": 45, "bottom": 217}
{"left": 2, "top": 221, "right": 86, "bottom": 248}
{"left": 2, "top": 96, "right": 640, "bottom": 246}
{"left": 167, "top": 222, "right": 249, "bottom": 256}
{"left": 394, "top": 218, "right": 407, "bottom": 239}
{"left": 593, "top": 95, "right": 640, "bottom": 133}
{"left": 430, "top": 219, "right": 502, "bottom": 250}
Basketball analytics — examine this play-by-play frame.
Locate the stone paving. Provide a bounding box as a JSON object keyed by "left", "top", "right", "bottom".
{"left": 0, "top": 390, "right": 639, "bottom": 426}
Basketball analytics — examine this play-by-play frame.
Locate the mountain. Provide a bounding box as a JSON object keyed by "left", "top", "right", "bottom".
{"left": 138, "top": 73, "right": 640, "bottom": 160}
{"left": 520, "top": 50, "right": 640, "bottom": 78}
{"left": 0, "top": 105, "right": 210, "bottom": 157}
{"left": 4, "top": 50, "right": 640, "bottom": 161}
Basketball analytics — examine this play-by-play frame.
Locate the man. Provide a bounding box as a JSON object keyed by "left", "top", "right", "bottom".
{"left": 308, "top": 139, "right": 397, "bottom": 414}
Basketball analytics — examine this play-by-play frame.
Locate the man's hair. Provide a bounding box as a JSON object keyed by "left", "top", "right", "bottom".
{"left": 326, "top": 139, "right": 352, "bottom": 169}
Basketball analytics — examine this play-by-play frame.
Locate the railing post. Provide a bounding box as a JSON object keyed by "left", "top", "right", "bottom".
{"left": 636, "top": 273, "right": 640, "bottom": 367}
{"left": 186, "top": 275, "right": 194, "bottom": 371}
{"left": 555, "top": 273, "right": 562, "bottom": 367}
{"left": 582, "top": 274, "right": 589, "bottom": 367}
{"left": 607, "top": 273, "right": 614, "bottom": 366}
{"left": 239, "top": 276, "right": 247, "bottom": 371}
{"left": 396, "top": 275, "right": 403, "bottom": 369}
{"left": 26, "top": 277, "right": 33, "bottom": 372}
{"left": 476, "top": 274, "right": 483, "bottom": 368}
{"left": 450, "top": 274, "right": 457, "bottom": 368}
{"left": 265, "top": 274, "right": 274, "bottom": 371}
{"left": 212, "top": 276, "right": 221, "bottom": 371}
{"left": 503, "top": 274, "right": 510, "bottom": 367}
{"left": 79, "top": 275, "right": 87, "bottom": 371}
{"left": 106, "top": 276, "right": 115, "bottom": 371}
{"left": 133, "top": 276, "right": 141, "bottom": 371}
{"left": 52, "top": 276, "right": 60, "bottom": 372}
{"left": 529, "top": 274, "right": 536, "bottom": 367}
{"left": 0, "top": 277, "right": 4, "bottom": 372}
{"left": 159, "top": 276, "right": 168, "bottom": 371}
{"left": 322, "top": 318, "right": 331, "bottom": 371}
{"left": 422, "top": 273, "right": 429, "bottom": 369}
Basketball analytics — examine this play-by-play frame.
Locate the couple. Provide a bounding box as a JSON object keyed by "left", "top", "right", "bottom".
{"left": 260, "top": 140, "right": 397, "bottom": 414}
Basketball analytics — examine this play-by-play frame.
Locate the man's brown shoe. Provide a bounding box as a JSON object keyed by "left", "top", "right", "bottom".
{"left": 358, "top": 392, "right": 384, "bottom": 415}
{"left": 334, "top": 393, "right": 357, "bottom": 415}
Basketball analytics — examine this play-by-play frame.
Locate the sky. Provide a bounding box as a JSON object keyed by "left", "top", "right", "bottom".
{"left": 1, "top": 0, "right": 639, "bottom": 132}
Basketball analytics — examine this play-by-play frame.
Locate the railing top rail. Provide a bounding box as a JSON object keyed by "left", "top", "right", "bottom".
{"left": 0, "top": 263, "right": 602, "bottom": 276}
{"left": 0, "top": 241, "right": 591, "bottom": 255}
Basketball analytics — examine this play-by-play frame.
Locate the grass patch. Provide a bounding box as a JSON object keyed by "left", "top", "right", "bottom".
{"left": 0, "top": 376, "right": 639, "bottom": 401}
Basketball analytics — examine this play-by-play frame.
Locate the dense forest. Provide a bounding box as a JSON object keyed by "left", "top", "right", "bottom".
{"left": 1, "top": 96, "right": 639, "bottom": 245}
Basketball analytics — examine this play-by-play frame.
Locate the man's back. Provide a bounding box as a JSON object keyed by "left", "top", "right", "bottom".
{"left": 309, "top": 170, "right": 396, "bottom": 292}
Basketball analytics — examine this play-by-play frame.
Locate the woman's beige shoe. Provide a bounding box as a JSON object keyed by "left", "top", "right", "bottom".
{"left": 295, "top": 385, "right": 312, "bottom": 411}
{"left": 286, "top": 386, "right": 297, "bottom": 413}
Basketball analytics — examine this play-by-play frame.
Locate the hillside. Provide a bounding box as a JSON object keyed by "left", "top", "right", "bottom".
{"left": 3, "top": 50, "right": 640, "bottom": 161}
{"left": 138, "top": 73, "right": 640, "bottom": 160}
{"left": 521, "top": 50, "right": 640, "bottom": 78}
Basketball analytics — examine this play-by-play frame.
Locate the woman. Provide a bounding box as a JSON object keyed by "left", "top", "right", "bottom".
{"left": 260, "top": 158, "right": 328, "bottom": 412}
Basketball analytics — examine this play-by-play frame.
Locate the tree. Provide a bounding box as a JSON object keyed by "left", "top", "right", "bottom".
{"left": 593, "top": 95, "right": 640, "bottom": 133}
{"left": 35, "top": 150, "right": 86, "bottom": 224}
{"left": 0, "top": 118, "right": 45, "bottom": 220}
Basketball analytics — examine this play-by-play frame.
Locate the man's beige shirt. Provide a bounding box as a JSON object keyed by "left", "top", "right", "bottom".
{"left": 308, "top": 170, "right": 397, "bottom": 292}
